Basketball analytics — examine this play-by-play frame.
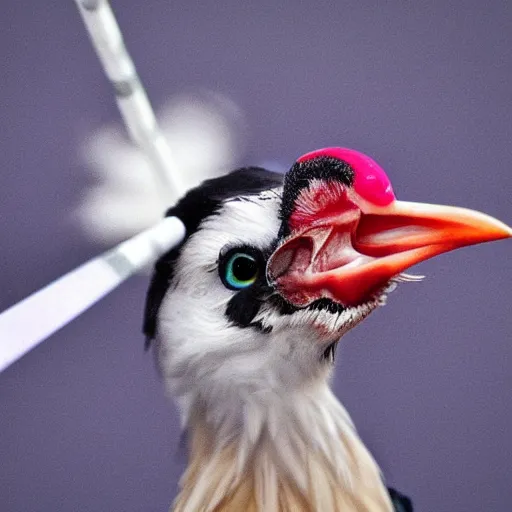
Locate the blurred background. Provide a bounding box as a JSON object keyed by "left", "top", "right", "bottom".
{"left": 1, "top": 1, "right": 511, "bottom": 510}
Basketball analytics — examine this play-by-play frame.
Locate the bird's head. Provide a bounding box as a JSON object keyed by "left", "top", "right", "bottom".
{"left": 144, "top": 147, "right": 511, "bottom": 418}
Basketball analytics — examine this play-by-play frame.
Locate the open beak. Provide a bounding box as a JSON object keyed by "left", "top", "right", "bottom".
{"left": 267, "top": 198, "right": 512, "bottom": 307}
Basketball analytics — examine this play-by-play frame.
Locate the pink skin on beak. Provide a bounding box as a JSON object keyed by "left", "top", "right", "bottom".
{"left": 267, "top": 148, "right": 512, "bottom": 308}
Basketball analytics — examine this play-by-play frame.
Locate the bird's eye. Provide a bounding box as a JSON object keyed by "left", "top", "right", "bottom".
{"left": 219, "top": 249, "right": 260, "bottom": 290}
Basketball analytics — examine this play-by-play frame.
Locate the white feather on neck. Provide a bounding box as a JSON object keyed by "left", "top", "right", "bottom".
{"left": 172, "top": 381, "right": 393, "bottom": 512}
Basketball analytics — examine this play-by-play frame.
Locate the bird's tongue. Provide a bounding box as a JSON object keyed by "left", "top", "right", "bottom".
{"left": 267, "top": 181, "right": 512, "bottom": 307}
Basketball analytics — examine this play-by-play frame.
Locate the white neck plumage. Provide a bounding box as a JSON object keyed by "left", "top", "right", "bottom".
{"left": 173, "top": 382, "right": 393, "bottom": 512}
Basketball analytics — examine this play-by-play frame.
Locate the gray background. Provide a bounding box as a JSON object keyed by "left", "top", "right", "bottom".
{"left": 1, "top": 1, "right": 511, "bottom": 511}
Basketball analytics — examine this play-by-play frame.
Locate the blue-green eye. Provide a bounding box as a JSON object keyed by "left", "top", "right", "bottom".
{"left": 221, "top": 251, "right": 259, "bottom": 290}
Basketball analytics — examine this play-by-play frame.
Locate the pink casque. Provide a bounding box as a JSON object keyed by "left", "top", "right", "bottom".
{"left": 297, "top": 147, "right": 396, "bottom": 207}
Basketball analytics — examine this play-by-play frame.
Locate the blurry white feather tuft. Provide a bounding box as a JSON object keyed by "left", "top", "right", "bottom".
{"left": 76, "top": 91, "right": 245, "bottom": 243}
{"left": 394, "top": 272, "right": 425, "bottom": 282}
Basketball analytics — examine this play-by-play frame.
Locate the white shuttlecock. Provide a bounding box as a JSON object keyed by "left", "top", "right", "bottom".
{"left": 76, "top": 91, "right": 245, "bottom": 243}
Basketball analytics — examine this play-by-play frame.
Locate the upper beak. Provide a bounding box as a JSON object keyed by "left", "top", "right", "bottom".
{"left": 267, "top": 199, "right": 512, "bottom": 307}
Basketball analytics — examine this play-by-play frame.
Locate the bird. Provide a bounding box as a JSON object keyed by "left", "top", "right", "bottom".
{"left": 143, "top": 147, "right": 511, "bottom": 512}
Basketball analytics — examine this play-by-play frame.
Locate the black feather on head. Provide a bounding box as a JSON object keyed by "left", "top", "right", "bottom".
{"left": 143, "top": 167, "right": 283, "bottom": 345}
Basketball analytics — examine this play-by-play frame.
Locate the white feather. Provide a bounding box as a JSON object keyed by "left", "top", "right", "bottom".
{"left": 75, "top": 91, "right": 245, "bottom": 243}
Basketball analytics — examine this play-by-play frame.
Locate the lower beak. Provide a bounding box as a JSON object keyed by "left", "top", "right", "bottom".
{"left": 267, "top": 200, "right": 512, "bottom": 307}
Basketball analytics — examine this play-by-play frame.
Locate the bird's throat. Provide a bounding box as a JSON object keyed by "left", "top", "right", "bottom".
{"left": 172, "top": 387, "right": 393, "bottom": 512}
